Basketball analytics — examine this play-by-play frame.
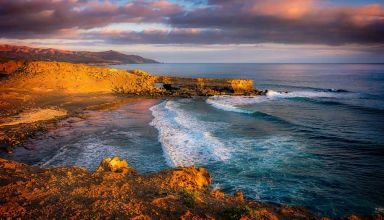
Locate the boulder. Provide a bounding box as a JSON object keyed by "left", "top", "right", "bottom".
{"left": 96, "top": 157, "right": 134, "bottom": 174}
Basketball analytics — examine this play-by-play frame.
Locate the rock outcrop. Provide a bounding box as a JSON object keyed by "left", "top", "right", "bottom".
{"left": 1, "top": 60, "right": 162, "bottom": 95}
{"left": 0, "top": 157, "right": 310, "bottom": 219}
{"left": 96, "top": 156, "right": 135, "bottom": 174}
{"left": 157, "top": 167, "right": 212, "bottom": 191}
{"left": 0, "top": 157, "right": 380, "bottom": 219}
{"left": 157, "top": 76, "right": 257, "bottom": 96}
{"left": 0, "top": 60, "right": 260, "bottom": 96}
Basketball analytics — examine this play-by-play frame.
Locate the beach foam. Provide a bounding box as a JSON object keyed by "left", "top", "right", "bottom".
{"left": 266, "top": 90, "right": 354, "bottom": 98}
{"left": 150, "top": 100, "right": 231, "bottom": 167}
{"left": 206, "top": 95, "right": 267, "bottom": 114}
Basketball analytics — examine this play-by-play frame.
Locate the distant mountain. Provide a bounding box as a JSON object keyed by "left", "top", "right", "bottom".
{"left": 0, "top": 44, "right": 159, "bottom": 64}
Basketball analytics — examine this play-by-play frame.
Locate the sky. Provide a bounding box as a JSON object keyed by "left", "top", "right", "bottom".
{"left": 0, "top": 0, "right": 383, "bottom": 63}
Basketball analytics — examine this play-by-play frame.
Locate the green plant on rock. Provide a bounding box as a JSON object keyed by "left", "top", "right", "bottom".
{"left": 180, "top": 189, "right": 200, "bottom": 208}
{"left": 220, "top": 205, "right": 252, "bottom": 220}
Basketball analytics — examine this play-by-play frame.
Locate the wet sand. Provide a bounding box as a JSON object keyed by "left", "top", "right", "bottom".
{"left": 0, "top": 88, "right": 157, "bottom": 152}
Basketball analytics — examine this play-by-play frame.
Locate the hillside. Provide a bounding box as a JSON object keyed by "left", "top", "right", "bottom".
{"left": 0, "top": 60, "right": 256, "bottom": 96}
{"left": 0, "top": 44, "right": 159, "bottom": 64}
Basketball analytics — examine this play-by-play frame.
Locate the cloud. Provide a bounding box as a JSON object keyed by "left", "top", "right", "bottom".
{"left": 0, "top": 0, "right": 383, "bottom": 46}
{"left": 166, "top": 0, "right": 384, "bottom": 45}
{"left": 0, "top": 0, "right": 182, "bottom": 38}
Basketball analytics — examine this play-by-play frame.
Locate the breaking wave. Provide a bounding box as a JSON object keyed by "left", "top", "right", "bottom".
{"left": 150, "top": 100, "right": 231, "bottom": 167}
{"left": 206, "top": 89, "right": 359, "bottom": 114}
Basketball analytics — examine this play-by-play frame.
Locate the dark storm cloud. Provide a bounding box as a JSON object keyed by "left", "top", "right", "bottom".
{"left": 165, "top": 0, "right": 384, "bottom": 45}
{"left": 0, "top": 0, "right": 383, "bottom": 45}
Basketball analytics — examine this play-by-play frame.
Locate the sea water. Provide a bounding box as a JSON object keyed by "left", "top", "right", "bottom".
{"left": 116, "top": 63, "right": 384, "bottom": 217}
{"left": 2, "top": 64, "right": 383, "bottom": 217}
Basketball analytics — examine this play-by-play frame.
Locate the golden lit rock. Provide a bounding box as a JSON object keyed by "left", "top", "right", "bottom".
{"left": 96, "top": 156, "right": 132, "bottom": 173}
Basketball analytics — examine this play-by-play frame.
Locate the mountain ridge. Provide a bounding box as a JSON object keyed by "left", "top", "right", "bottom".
{"left": 0, "top": 44, "right": 159, "bottom": 64}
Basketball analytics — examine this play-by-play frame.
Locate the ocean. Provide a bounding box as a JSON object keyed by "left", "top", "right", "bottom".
{"left": 3, "top": 63, "right": 384, "bottom": 217}
{"left": 117, "top": 63, "right": 384, "bottom": 217}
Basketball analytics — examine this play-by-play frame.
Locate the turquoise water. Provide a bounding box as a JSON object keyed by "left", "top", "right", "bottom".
{"left": 2, "top": 64, "right": 384, "bottom": 218}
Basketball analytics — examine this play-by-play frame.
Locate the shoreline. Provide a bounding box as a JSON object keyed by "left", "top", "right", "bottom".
{"left": 1, "top": 97, "right": 382, "bottom": 219}
{"left": 0, "top": 60, "right": 382, "bottom": 219}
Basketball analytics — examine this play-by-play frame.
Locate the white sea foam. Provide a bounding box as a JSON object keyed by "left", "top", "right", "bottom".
{"left": 206, "top": 90, "right": 354, "bottom": 113}
{"left": 206, "top": 95, "right": 267, "bottom": 114}
{"left": 150, "top": 100, "right": 231, "bottom": 167}
{"left": 266, "top": 90, "right": 350, "bottom": 98}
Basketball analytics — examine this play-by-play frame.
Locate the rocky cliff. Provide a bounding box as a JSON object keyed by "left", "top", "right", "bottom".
{"left": 0, "top": 156, "right": 318, "bottom": 219}
{"left": 1, "top": 157, "right": 380, "bottom": 219}
{"left": 0, "top": 60, "right": 259, "bottom": 96}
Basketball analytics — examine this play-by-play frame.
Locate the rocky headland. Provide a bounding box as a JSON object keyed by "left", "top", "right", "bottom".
{"left": 0, "top": 60, "right": 260, "bottom": 96}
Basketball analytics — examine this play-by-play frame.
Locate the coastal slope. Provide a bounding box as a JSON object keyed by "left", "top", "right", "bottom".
{"left": 0, "top": 44, "right": 159, "bottom": 64}
{"left": 0, "top": 156, "right": 319, "bottom": 219}
{"left": 0, "top": 60, "right": 257, "bottom": 96}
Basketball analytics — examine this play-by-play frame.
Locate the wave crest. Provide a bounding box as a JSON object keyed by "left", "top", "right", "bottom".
{"left": 150, "top": 100, "right": 231, "bottom": 167}
{"left": 206, "top": 89, "right": 357, "bottom": 114}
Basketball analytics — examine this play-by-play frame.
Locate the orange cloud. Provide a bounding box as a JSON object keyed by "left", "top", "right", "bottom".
{"left": 248, "top": 0, "right": 314, "bottom": 19}
{"left": 343, "top": 4, "right": 384, "bottom": 26}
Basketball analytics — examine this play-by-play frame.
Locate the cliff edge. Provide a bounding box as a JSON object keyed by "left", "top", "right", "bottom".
{"left": 0, "top": 156, "right": 319, "bottom": 219}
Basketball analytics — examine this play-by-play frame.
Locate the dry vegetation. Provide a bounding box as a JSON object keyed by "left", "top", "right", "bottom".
{"left": 0, "top": 157, "right": 323, "bottom": 220}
